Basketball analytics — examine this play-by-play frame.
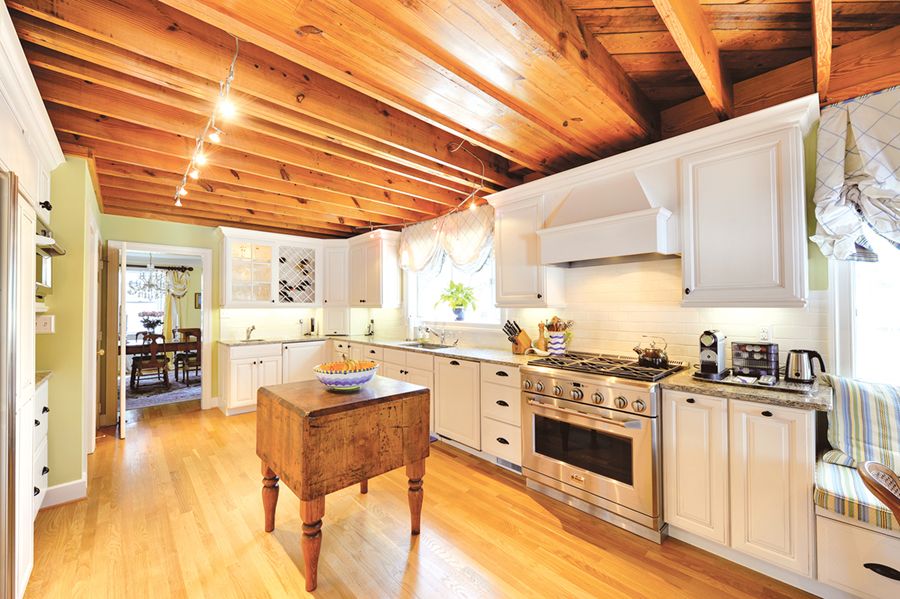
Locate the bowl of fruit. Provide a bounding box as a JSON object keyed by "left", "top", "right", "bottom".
{"left": 313, "top": 358, "right": 378, "bottom": 391}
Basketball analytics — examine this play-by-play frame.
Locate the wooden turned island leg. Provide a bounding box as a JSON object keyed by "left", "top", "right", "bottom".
{"left": 261, "top": 464, "right": 279, "bottom": 533}
{"left": 359, "top": 479, "right": 368, "bottom": 494}
{"left": 300, "top": 497, "right": 326, "bottom": 592}
{"left": 406, "top": 459, "right": 425, "bottom": 535}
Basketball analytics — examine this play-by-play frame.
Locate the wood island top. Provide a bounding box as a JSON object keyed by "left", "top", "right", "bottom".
{"left": 258, "top": 376, "right": 427, "bottom": 418}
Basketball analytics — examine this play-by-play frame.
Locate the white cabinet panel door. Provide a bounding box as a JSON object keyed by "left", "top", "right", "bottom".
{"left": 681, "top": 128, "right": 807, "bottom": 307}
{"left": 405, "top": 367, "right": 435, "bottom": 434}
{"left": 282, "top": 342, "right": 324, "bottom": 383}
{"left": 348, "top": 244, "right": 367, "bottom": 305}
{"left": 256, "top": 356, "right": 282, "bottom": 390}
{"left": 434, "top": 357, "right": 480, "bottom": 449}
{"left": 230, "top": 358, "right": 257, "bottom": 408}
{"left": 17, "top": 198, "right": 35, "bottom": 402}
{"left": 663, "top": 390, "right": 729, "bottom": 545}
{"left": 15, "top": 398, "right": 35, "bottom": 598}
{"left": 322, "top": 307, "right": 350, "bottom": 336}
{"left": 381, "top": 363, "right": 404, "bottom": 380}
{"left": 729, "top": 399, "right": 814, "bottom": 575}
{"left": 495, "top": 197, "right": 544, "bottom": 306}
{"left": 323, "top": 246, "right": 348, "bottom": 306}
{"left": 364, "top": 241, "right": 382, "bottom": 306}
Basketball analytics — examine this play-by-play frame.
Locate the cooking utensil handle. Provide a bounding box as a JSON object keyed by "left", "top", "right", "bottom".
{"left": 526, "top": 399, "right": 641, "bottom": 430}
{"left": 810, "top": 350, "right": 826, "bottom": 373}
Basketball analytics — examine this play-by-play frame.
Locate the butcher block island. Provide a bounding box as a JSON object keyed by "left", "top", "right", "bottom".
{"left": 256, "top": 377, "right": 430, "bottom": 592}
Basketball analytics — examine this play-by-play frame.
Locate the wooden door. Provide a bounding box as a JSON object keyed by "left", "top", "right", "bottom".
{"left": 662, "top": 390, "right": 729, "bottom": 545}
{"left": 282, "top": 342, "right": 324, "bottom": 384}
{"left": 229, "top": 358, "right": 257, "bottom": 408}
{"left": 323, "top": 246, "right": 348, "bottom": 306}
{"left": 348, "top": 244, "right": 367, "bottom": 305}
{"left": 680, "top": 128, "right": 807, "bottom": 307}
{"left": 434, "top": 357, "right": 480, "bottom": 449}
{"left": 495, "top": 197, "right": 545, "bottom": 307}
{"left": 729, "top": 399, "right": 814, "bottom": 575}
{"left": 98, "top": 243, "right": 119, "bottom": 427}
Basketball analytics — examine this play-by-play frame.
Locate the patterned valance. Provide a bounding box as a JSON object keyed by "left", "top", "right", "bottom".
{"left": 811, "top": 86, "right": 900, "bottom": 261}
{"left": 399, "top": 204, "right": 494, "bottom": 273}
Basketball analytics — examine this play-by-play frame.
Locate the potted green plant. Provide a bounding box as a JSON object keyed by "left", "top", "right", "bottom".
{"left": 435, "top": 281, "right": 477, "bottom": 321}
{"left": 138, "top": 310, "right": 164, "bottom": 333}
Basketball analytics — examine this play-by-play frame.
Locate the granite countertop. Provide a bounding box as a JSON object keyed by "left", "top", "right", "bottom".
{"left": 218, "top": 335, "right": 538, "bottom": 366}
{"left": 35, "top": 370, "right": 52, "bottom": 388}
{"left": 661, "top": 368, "right": 833, "bottom": 411}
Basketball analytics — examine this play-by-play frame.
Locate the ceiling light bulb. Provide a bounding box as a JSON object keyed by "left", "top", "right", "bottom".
{"left": 177, "top": 186, "right": 188, "bottom": 197}
{"left": 189, "top": 168, "right": 200, "bottom": 180}
{"left": 469, "top": 200, "right": 477, "bottom": 210}
{"left": 174, "top": 198, "right": 183, "bottom": 207}
{"left": 208, "top": 129, "right": 222, "bottom": 143}
{"left": 194, "top": 153, "right": 207, "bottom": 166}
{"left": 217, "top": 97, "right": 236, "bottom": 119}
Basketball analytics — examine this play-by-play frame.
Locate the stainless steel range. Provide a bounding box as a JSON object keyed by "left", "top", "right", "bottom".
{"left": 520, "top": 352, "right": 683, "bottom": 543}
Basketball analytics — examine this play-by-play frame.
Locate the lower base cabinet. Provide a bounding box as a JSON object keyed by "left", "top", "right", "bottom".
{"left": 817, "top": 514, "right": 900, "bottom": 599}
{"left": 378, "top": 347, "right": 434, "bottom": 432}
{"left": 219, "top": 344, "right": 283, "bottom": 415}
{"left": 282, "top": 341, "right": 325, "bottom": 383}
{"left": 434, "top": 357, "right": 481, "bottom": 450}
{"left": 663, "top": 390, "right": 815, "bottom": 576}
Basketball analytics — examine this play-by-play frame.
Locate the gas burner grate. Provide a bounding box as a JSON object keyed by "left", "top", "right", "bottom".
{"left": 528, "top": 353, "right": 684, "bottom": 382}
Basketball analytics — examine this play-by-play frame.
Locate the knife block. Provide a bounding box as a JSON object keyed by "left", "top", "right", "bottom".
{"left": 511, "top": 330, "right": 532, "bottom": 355}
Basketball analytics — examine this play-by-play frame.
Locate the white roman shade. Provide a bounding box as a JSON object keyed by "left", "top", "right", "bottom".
{"left": 399, "top": 204, "right": 494, "bottom": 272}
{"left": 811, "top": 86, "right": 900, "bottom": 261}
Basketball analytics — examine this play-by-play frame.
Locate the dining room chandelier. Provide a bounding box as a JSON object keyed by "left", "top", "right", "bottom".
{"left": 127, "top": 255, "right": 167, "bottom": 301}
{"left": 173, "top": 35, "right": 241, "bottom": 206}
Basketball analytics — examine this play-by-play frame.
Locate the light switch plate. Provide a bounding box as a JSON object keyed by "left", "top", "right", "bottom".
{"left": 35, "top": 314, "right": 55, "bottom": 334}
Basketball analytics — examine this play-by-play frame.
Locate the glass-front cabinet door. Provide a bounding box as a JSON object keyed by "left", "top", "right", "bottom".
{"left": 228, "top": 240, "right": 274, "bottom": 305}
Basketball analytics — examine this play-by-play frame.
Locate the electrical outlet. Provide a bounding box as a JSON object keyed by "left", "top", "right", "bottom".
{"left": 35, "top": 314, "right": 55, "bottom": 334}
{"left": 758, "top": 326, "right": 773, "bottom": 342}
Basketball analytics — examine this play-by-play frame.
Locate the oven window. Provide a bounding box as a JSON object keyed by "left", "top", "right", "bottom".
{"left": 534, "top": 415, "right": 633, "bottom": 485}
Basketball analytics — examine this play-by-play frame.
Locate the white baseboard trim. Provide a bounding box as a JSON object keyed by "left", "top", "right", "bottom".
{"left": 42, "top": 475, "right": 87, "bottom": 508}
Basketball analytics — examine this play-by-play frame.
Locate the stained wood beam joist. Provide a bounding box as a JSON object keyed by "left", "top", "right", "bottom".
{"left": 811, "top": 0, "right": 833, "bottom": 101}
{"left": 33, "top": 69, "right": 464, "bottom": 208}
{"left": 652, "top": 0, "right": 733, "bottom": 120}
{"left": 103, "top": 205, "right": 323, "bottom": 237}
{"left": 8, "top": 0, "right": 517, "bottom": 188}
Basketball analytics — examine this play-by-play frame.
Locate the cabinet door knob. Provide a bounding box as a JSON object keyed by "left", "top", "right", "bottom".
{"left": 496, "top": 400, "right": 509, "bottom": 407}
{"left": 34, "top": 419, "right": 39, "bottom": 427}
{"left": 761, "top": 410, "right": 773, "bottom": 417}
{"left": 33, "top": 487, "right": 40, "bottom": 497}
{"left": 684, "top": 288, "right": 691, "bottom": 295}
{"left": 449, "top": 360, "right": 460, "bottom": 366}
{"left": 537, "top": 293, "right": 542, "bottom": 299}
{"left": 686, "top": 398, "right": 695, "bottom": 404}
{"left": 42, "top": 466, "right": 49, "bottom": 475}
{"left": 496, "top": 437, "right": 510, "bottom": 445}
{"left": 495, "top": 370, "right": 509, "bottom": 377}
{"left": 42, "top": 406, "right": 49, "bottom": 414}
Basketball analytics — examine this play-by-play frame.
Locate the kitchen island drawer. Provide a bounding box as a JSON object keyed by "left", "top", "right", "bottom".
{"left": 481, "top": 418, "right": 521, "bottom": 466}
{"left": 480, "top": 364, "right": 519, "bottom": 387}
{"left": 480, "top": 382, "right": 520, "bottom": 426}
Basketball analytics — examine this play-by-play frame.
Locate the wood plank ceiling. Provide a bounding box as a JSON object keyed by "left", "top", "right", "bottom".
{"left": 7, "top": 0, "right": 900, "bottom": 237}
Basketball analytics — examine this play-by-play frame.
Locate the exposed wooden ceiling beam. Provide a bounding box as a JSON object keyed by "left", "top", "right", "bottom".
{"left": 12, "top": 15, "right": 505, "bottom": 193}
{"left": 8, "top": 0, "right": 518, "bottom": 186}
{"left": 661, "top": 25, "right": 900, "bottom": 138}
{"left": 652, "top": 0, "right": 733, "bottom": 120}
{"left": 103, "top": 204, "right": 326, "bottom": 236}
{"left": 811, "top": 0, "right": 833, "bottom": 102}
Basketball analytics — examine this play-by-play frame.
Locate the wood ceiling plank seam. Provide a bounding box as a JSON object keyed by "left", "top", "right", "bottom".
{"left": 46, "top": 107, "right": 443, "bottom": 217}
{"left": 32, "top": 70, "right": 467, "bottom": 207}
{"left": 811, "top": 0, "right": 833, "bottom": 101}
{"left": 7, "top": 0, "right": 519, "bottom": 185}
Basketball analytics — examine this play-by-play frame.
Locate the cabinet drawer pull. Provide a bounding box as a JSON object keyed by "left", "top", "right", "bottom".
{"left": 864, "top": 563, "right": 900, "bottom": 581}
{"left": 42, "top": 466, "right": 49, "bottom": 476}
{"left": 42, "top": 406, "right": 49, "bottom": 414}
{"left": 33, "top": 487, "right": 40, "bottom": 497}
{"left": 496, "top": 400, "right": 509, "bottom": 407}
{"left": 536, "top": 293, "right": 542, "bottom": 299}
{"left": 570, "top": 473, "right": 585, "bottom": 483}
{"left": 449, "top": 360, "right": 460, "bottom": 366}
{"left": 496, "top": 437, "right": 509, "bottom": 445}
{"left": 684, "top": 288, "right": 691, "bottom": 295}
{"left": 761, "top": 410, "right": 773, "bottom": 417}
{"left": 495, "top": 370, "right": 509, "bottom": 377}
{"left": 686, "top": 398, "right": 695, "bottom": 404}
{"left": 34, "top": 419, "right": 40, "bottom": 427}
{"left": 369, "top": 349, "right": 376, "bottom": 354}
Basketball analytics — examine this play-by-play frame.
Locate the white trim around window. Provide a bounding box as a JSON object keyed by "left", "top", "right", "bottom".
{"left": 829, "top": 259, "right": 854, "bottom": 378}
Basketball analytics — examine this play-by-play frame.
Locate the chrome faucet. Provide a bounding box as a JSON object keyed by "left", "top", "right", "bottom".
{"left": 245, "top": 325, "right": 256, "bottom": 341}
{"left": 425, "top": 327, "right": 459, "bottom": 346}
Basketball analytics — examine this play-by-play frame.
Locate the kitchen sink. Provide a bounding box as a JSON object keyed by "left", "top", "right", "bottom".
{"left": 400, "top": 342, "right": 453, "bottom": 350}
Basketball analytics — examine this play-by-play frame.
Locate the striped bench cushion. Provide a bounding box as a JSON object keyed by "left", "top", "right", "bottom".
{"left": 822, "top": 374, "right": 900, "bottom": 469}
{"left": 814, "top": 460, "right": 896, "bottom": 532}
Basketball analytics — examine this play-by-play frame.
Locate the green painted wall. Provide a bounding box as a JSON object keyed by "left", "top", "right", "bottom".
{"left": 99, "top": 214, "right": 221, "bottom": 395}
{"left": 36, "top": 157, "right": 100, "bottom": 487}
{"left": 805, "top": 123, "right": 828, "bottom": 291}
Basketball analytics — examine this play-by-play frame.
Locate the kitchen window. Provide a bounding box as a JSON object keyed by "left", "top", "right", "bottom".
{"left": 410, "top": 250, "right": 501, "bottom": 326}
{"left": 832, "top": 234, "right": 900, "bottom": 385}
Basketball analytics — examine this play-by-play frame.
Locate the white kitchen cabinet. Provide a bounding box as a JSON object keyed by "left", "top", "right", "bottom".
{"left": 15, "top": 398, "right": 34, "bottom": 599}
{"left": 17, "top": 197, "right": 35, "bottom": 404}
{"left": 222, "top": 237, "right": 275, "bottom": 307}
{"left": 274, "top": 243, "right": 321, "bottom": 306}
{"left": 322, "top": 244, "right": 349, "bottom": 306}
{"left": 492, "top": 195, "right": 564, "bottom": 308}
{"left": 218, "top": 343, "right": 283, "bottom": 415}
{"left": 322, "top": 307, "right": 350, "bottom": 336}
{"left": 434, "top": 357, "right": 480, "bottom": 449}
{"left": 729, "top": 399, "right": 814, "bottom": 576}
{"left": 382, "top": 348, "right": 435, "bottom": 432}
{"left": 347, "top": 232, "right": 400, "bottom": 308}
{"left": 332, "top": 339, "right": 353, "bottom": 362}
{"left": 282, "top": 341, "right": 325, "bottom": 383}
{"left": 680, "top": 127, "right": 807, "bottom": 307}
{"left": 663, "top": 390, "right": 729, "bottom": 545}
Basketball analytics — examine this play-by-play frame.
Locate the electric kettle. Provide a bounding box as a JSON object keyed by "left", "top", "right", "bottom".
{"left": 784, "top": 349, "right": 826, "bottom": 383}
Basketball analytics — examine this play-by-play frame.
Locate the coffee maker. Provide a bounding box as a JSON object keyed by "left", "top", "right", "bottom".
{"left": 694, "top": 330, "right": 728, "bottom": 380}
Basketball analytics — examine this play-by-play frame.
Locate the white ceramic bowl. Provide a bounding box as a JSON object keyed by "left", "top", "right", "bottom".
{"left": 312, "top": 360, "right": 378, "bottom": 391}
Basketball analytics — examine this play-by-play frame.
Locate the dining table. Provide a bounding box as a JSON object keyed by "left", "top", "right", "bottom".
{"left": 119, "top": 340, "right": 199, "bottom": 355}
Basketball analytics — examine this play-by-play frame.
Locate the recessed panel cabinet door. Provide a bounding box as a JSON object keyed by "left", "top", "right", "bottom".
{"left": 405, "top": 367, "right": 435, "bottom": 433}
{"left": 680, "top": 127, "right": 807, "bottom": 307}
{"left": 729, "top": 399, "right": 814, "bottom": 576}
{"left": 323, "top": 246, "right": 348, "bottom": 306}
{"left": 495, "top": 197, "right": 545, "bottom": 306}
{"left": 282, "top": 343, "right": 324, "bottom": 383}
{"left": 230, "top": 358, "right": 257, "bottom": 408}
{"left": 662, "top": 390, "right": 729, "bottom": 545}
{"left": 434, "top": 357, "right": 480, "bottom": 449}
{"left": 256, "top": 356, "right": 283, "bottom": 390}
{"left": 348, "top": 244, "right": 367, "bottom": 305}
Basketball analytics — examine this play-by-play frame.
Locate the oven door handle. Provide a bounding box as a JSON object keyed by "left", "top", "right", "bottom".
{"left": 526, "top": 399, "right": 643, "bottom": 430}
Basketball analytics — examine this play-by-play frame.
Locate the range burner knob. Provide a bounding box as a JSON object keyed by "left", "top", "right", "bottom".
{"left": 632, "top": 399, "right": 646, "bottom": 413}
{"left": 570, "top": 388, "right": 584, "bottom": 401}
{"left": 523, "top": 379, "right": 533, "bottom": 390}
{"left": 614, "top": 396, "right": 628, "bottom": 409}
{"left": 553, "top": 385, "right": 563, "bottom": 397}
{"left": 591, "top": 392, "right": 604, "bottom": 405}
{"left": 535, "top": 381, "right": 544, "bottom": 392}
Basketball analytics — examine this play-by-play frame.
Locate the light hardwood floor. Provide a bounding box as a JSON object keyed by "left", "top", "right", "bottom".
{"left": 27, "top": 401, "right": 813, "bottom": 599}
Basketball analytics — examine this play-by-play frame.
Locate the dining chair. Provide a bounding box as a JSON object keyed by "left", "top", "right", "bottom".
{"left": 130, "top": 333, "right": 170, "bottom": 391}
{"left": 858, "top": 461, "right": 900, "bottom": 521}
{"left": 173, "top": 328, "right": 202, "bottom": 385}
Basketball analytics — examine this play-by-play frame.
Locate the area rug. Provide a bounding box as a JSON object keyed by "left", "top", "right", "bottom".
{"left": 127, "top": 379, "right": 201, "bottom": 410}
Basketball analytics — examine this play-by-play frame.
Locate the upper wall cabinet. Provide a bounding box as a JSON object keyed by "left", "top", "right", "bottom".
{"left": 322, "top": 244, "right": 349, "bottom": 306}
{"left": 220, "top": 228, "right": 322, "bottom": 308}
{"left": 347, "top": 231, "right": 401, "bottom": 308}
{"left": 491, "top": 195, "right": 565, "bottom": 308}
{"left": 681, "top": 127, "right": 808, "bottom": 307}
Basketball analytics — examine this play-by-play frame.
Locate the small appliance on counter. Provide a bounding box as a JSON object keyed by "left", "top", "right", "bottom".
{"left": 633, "top": 336, "right": 669, "bottom": 368}
{"left": 784, "top": 349, "right": 826, "bottom": 384}
{"left": 732, "top": 342, "right": 779, "bottom": 379}
{"left": 694, "top": 330, "right": 728, "bottom": 380}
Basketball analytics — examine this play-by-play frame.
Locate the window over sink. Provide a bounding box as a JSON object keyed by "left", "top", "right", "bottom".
{"left": 410, "top": 250, "right": 501, "bottom": 326}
